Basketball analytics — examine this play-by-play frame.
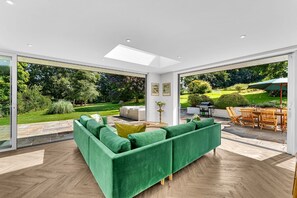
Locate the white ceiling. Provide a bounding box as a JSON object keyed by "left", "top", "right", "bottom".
{"left": 0, "top": 0, "right": 297, "bottom": 74}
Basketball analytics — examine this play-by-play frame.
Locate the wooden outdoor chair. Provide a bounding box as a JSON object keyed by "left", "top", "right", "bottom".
{"left": 239, "top": 109, "right": 256, "bottom": 128}
{"left": 282, "top": 109, "right": 288, "bottom": 132}
{"left": 259, "top": 109, "right": 278, "bottom": 132}
{"left": 226, "top": 107, "right": 241, "bottom": 125}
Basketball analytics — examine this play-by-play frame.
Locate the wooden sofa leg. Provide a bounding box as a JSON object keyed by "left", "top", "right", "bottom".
{"left": 160, "top": 179, "right": 165, "bottom": 185}
{"left": 214, "top": 148, "right": 216, "bottom": 155}
{"left": 169, "top": 174, "right": 173, "bottom": 181}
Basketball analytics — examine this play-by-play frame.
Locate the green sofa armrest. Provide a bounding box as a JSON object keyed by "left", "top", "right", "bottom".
{"left": 73, "top": 120, "right": 92, "bottom": 165}
{"left": 89, "top": 136, "right": 115, "bottom": 198}
{"left": 89, "top": 136, "right": 172, "bottom": 198}
{"left": 171, "top": 123, "right": 221, "bottom": 173}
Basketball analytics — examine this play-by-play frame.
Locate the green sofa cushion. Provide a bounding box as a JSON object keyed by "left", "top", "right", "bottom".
{"left": 128, "top": 129, "right": 167, "bottom": 148}
{"left": 100, "top": 127, "right": 131, "bottom": 153}
{"left": 105, "top": 125, "right": 117, "bottom": 134}
{"left": 115, "top": 122, "right": 146, "bottom": 138}
{"left": 193, "top": 118, "right": 214, "bottom": 129}
{"left": 80, "top": 115, "right": 92, "bottom": 127}
{"left": 86, "top": 119, "right": 105, "bottom": 138}
{"left": 162, "top": 122, "right": 196, "bottom": 138}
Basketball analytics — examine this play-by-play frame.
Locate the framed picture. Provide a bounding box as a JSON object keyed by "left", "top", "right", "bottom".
{"left": 151, "top": 83, "right": 159, "bottom": 96}
{"left": 162, "top": 83, "right": 171, "bottom": 96}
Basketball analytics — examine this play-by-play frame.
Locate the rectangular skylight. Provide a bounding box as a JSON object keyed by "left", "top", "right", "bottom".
{"left": 104, "top": 45, "right": 156, "bottom": 66}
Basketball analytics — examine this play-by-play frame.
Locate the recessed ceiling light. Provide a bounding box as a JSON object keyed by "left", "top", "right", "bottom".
{"left": 177, "top": 56, "right": 182, "bottom": 59}
{"left": 6, "top": 0, "right": 14, "bottom": 5}
{"left": 240, "top": 35, "right": 246, "bottom": 39}
{"left": 126, "top": 39, "right": 131, "bottom": 43}
{"left": 27, "top": 44, "right": 33, "bottom": 47}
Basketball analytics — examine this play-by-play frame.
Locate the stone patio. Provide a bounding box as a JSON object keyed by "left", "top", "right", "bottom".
{"left": 0, "top": 113, "right": 287, "bottom": 150}
{"left": 180, "top": 108, "right": 287, "bottom": 145}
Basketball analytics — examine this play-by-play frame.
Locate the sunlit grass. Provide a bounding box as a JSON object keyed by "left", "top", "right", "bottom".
{"left": 0, "top": 100, "right": 144, "bottom": 125}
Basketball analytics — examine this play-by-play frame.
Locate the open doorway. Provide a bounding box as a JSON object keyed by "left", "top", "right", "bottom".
{"left": 12, "top": 58, "right": 145, "bottom": 147}
{"left": 179, "top": 58, "right": 288, "bottom": 152}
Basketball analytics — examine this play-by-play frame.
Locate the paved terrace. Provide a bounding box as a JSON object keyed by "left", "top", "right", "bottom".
{"left": 0, "top": 116, "right": 287, "bottom": 152}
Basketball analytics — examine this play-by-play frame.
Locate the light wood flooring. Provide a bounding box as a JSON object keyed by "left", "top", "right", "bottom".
{"left": 0, "top": 137, "right": 294, "bottom": 198}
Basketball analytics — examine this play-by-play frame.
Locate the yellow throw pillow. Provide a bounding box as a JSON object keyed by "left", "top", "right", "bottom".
{"left": 115, "top": 123, "right": 146, "bottom": 138}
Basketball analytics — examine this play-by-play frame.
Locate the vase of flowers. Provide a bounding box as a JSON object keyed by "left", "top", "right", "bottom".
{"left": 156, "top": 101, "right": 166, "bottom": 123}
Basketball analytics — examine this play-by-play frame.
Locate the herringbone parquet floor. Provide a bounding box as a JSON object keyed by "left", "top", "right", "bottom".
{"left": 0, "top": 138, "right": 294, "bottom": 198}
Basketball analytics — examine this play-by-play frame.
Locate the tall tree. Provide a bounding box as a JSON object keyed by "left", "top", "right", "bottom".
{"left": 181, "top": 61, "right": 288, "bottom": 90}
{"left": 71, "top": 70, "right": 100, "bottom": 105}
{"left": 183, "top": 71, "right": 229, "bottom": 89}
{"left": 126, "top": 76, "right": 145, "bottom": 103}
{"left": 26, "top": 64, "right": 74, "bottom": 100}
{"left": 17, "top": 62, "right": 30, "bottom": 92}
{"left": 97, "top": 73, "right": 145, "bottom": 103}
{"left": 252, "top": 61, "right": 288, "bottom": 80}
{"left": 0, "top": 65, "right": 10, "bottom": 116}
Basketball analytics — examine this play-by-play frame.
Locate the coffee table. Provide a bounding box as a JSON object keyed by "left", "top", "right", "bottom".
{"left": 145, "top": 121, "right": 168, "bottom": 128}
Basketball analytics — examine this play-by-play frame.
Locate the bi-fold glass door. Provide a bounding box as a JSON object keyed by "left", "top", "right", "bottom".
{"left": 0, "top": 53, "right": 17, "bottom": 152}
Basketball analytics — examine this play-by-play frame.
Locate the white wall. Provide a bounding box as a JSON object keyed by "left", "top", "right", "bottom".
{"left": 146, "top": 73, "right": 161, "bottom": 122}
{"left": 160, "top": 72, "right": 179, "bottom": 126}
{"left": 287, "top": 52, "right": 297, "bottom": 155}
{"left": 146, "top": 72, "right": 179, "bottom": 126}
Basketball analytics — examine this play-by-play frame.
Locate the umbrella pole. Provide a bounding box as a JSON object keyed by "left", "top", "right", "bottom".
{"left": 280, "top": 83, "right": 283, "bottom": 111}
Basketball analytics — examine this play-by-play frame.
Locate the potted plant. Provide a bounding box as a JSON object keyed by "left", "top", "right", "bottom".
{"left": 156, "top": 101, "right": 166, "bottom": 123}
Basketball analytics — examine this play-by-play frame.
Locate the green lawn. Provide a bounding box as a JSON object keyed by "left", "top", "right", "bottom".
{"left": 0, "top": 91, "right": 287, "bottom": 125}
{"left": 0, "top": 100, "right": 144, "bottom": 125}
{"left": 205, "top": 90, "right": 237, "bottom": 102}
{"left": 242, "top": 92, "right": 285, "bottom": 104}
{"left": 180, "top": 90, "right": 287, "bottom": 108}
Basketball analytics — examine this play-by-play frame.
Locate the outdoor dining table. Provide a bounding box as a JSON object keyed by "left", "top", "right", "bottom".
{"left": 252, "top": 110, "right": 285, "bottom": 131}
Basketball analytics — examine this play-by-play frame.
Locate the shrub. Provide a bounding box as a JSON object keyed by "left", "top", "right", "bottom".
{"left": 47, "top": 100, "right": 74, "bottom": 114}
{"left": 0, "top": 103, "right": 9, "bottom": 117}
{"left": 257, "top": 102, "right": 278, "bottom": 108}
{"left": 188, "top": 80, "right": 212, "bottom": 94}
{"left": 215, "top": 93, "right": 249, "bottom": 109}
{"left": 257, "top": 101, "right": 286, "bottom": 108}
{"left": 188, "top": 94, "right": 214, "bottom": 107}
{"left": 225, "top": 84, "right": 249, "bottom": 92}
{"left": 18, "top": 85, "right": 52, "bottom": 114}
{"left": 235, "top": 85, "right": 242, "bottom": 93}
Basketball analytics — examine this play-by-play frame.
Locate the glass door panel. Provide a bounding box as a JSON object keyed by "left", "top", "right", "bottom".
{"left": 0, "top": 55, "right": 14, "bottom": 150}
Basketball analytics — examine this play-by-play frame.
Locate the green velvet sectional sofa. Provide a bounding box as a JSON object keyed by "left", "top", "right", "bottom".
{"left": 74, "top": 116, "right": 221, "bottom": 198}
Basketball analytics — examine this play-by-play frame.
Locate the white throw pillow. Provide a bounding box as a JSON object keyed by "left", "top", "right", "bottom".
{"left": 90, "top": 114, "right": 104, "bottom": 125}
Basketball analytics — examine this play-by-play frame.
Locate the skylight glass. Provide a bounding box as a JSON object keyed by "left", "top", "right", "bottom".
{"left": 104, "top": 45, "right": 156, "bottom": 66}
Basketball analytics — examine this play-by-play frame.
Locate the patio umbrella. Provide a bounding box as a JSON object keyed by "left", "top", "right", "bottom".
{"left": 248, "top": 77, "right": 288, "bottom": 108}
